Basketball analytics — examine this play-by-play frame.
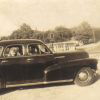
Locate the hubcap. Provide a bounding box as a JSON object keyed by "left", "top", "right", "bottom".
{"left": 78, "top": 72, "right": 88, "bottom": 81}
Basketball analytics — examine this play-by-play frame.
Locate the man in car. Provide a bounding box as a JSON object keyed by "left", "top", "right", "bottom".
{"left": 28, "top": 45, "right": 39, "bottom": 55}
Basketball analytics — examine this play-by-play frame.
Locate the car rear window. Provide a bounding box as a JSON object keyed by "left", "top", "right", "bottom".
{"left": 3, "top": 45, "right": 23, "bottom": 57}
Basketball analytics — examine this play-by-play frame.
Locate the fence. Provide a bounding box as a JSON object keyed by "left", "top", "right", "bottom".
{"left": 89, "top": 52, "right": 100, "bottom": 60}
{"left": 46, "top": 42, "right": 77, "bottom": 53}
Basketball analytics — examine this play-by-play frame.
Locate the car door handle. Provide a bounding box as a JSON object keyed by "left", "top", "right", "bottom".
{"left": 26, "top": 58, "right": 34, "bottom": 62}
{"left": 1, "top": 60, "right": 8, "bottom": 63}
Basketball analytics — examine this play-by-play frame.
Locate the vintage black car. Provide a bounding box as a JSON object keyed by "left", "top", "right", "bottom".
{"left": 0, "top": 39, "right": 98, "bottom": 89}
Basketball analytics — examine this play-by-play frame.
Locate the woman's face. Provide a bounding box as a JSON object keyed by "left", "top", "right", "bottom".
{"left": 9, "top": 47, "right": 18, "bottom": 56}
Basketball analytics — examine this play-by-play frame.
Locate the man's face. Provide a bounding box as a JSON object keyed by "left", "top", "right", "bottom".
{"left": 29, "top": 46, "right": 32, "bottom": 52}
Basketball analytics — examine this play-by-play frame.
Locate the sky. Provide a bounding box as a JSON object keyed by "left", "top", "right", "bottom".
{"left": 0, "top": 0, "right": 100, "bottom": 36}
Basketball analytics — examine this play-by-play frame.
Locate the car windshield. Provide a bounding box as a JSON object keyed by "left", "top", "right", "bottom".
{"left": 0, "top": 46, "right": 3, "bottom": 57}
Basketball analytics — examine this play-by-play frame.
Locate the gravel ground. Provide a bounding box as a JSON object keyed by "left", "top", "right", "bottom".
{"left": 0, "top": 76, "right": 100, "bottom": 100}
{"left": 0, "top": 67, "right": 100, "bottom": 100}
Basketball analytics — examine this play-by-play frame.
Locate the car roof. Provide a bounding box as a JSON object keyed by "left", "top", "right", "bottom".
{"left": 0, "top": 39, "right": 43, "bottom": 46}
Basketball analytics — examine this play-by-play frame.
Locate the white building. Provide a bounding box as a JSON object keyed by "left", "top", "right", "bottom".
{"left": 46, "top": 40, "right": 81, "bottom": 53}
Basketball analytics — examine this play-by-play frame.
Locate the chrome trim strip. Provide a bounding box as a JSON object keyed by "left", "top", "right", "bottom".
{"left": 55, "top": 56, "right": 65, "bottom": 59}
{"left": 67, "top": 58, "right": 89, "bottom": 62}
{"left": 6, "top": 79, "right": 73, "bottom": 88}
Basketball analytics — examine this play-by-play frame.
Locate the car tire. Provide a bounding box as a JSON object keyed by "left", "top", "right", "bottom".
{"left": 74, "top": 67, "right": 96, "bottom": 86}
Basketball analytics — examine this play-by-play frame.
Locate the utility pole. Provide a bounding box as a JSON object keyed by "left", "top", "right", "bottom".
{"left": 50, "top": 33, "right": 54, "bottom": 52}
{"left": 92, "top": 28, "right": 96, "bottom": 43}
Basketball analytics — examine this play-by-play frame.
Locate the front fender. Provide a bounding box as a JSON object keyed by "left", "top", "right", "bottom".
{"left": 44, "top": 63, "right": 62, "bottom": 81}
{"left": 43, "top": 58, "right": 97, "bottom": 81}
{"left": 67, "top": 58, "right": 98, "bottom": 70}
{"left": 44, "top": 63, "right": 61, "bottom": 73}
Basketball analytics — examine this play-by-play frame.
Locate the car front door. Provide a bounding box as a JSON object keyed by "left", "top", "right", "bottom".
{"left": 23, "top": 43, "right": 55, "bottom": 82}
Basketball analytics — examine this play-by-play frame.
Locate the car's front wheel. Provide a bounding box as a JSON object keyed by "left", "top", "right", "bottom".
{"left": 74, "top": 67, "right": 96, "bottom": 86}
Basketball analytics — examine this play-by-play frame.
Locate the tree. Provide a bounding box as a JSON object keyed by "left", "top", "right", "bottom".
{"left": 10, "top": 23, "right": 34, "bottom": 39}
{"left": 1, "top": 22, "right": 96, "bottom": 44}
{"left": 72, "top": 21, "right": 93, "bottom": 44}
{"left": 54, "top": 26, "right": 72, "bottom": 42}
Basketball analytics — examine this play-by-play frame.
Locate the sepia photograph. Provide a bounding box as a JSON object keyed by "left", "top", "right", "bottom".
{"left": 0, "top": 0, "right": 100, "bottom": 100}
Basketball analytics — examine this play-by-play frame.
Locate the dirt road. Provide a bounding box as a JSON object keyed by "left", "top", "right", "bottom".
{"left": 0, "top": 71, "right": 100, "bottom": 100}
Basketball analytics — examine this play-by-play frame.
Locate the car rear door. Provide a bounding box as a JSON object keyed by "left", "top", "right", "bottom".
{"left": 0, "top": 44, "right": 25, "bottom": 85}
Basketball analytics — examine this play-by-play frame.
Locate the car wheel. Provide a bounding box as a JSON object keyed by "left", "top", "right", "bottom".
{"left": 74, "top": 67, "right": 96, "bottom": 86}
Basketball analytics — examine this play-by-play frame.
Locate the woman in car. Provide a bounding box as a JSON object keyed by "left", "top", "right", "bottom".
{"left": 8, "top": 47, "right": 21, "bottom": 57}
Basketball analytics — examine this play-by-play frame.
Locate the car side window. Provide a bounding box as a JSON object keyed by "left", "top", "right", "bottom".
{"left": 38, "top": 44, "right": 50, "bottom": 54}
{"left": 28, "top": 44, "right": 51, "bottom": 56}
{"left": 3, "top": 45, "right": 23, "bottom": 57}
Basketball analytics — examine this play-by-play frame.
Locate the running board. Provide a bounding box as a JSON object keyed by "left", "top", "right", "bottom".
{"left": 6, "top": 79, "right": 73, "bottom": 88}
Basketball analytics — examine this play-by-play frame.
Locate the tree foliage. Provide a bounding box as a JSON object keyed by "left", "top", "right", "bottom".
{"left": 10, "top": 23, "right": 34, "bottom": 39}
{"left": 54, "top": 26, "right": 72, "bottom": 42}
{"left": 72, "top": 21, "right": 93, "bottom": 44}
{"left": 0, "top": 22, "right": 97, "bottom": 44}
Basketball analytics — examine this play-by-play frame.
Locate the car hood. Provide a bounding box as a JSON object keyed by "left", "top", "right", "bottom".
{"left": 54, "top": 51, "right": 89, "bottom": 61}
